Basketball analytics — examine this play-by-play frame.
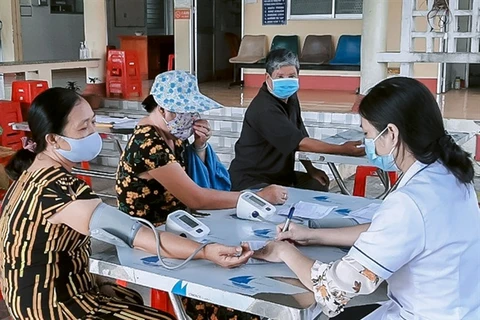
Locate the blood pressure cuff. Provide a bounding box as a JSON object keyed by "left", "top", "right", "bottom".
{"left": 89, "top": 203, "right": 143, "bottom": 248}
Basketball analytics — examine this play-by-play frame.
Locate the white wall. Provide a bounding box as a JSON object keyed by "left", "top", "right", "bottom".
{"left": 106, "top": 0, "right": 173, "bottom": 48}
{"left": 0, "top": 0, "right": 16, "bottom": 62}
{"left": 21, "top": 5, "right": 84, "bottom": 61}
{"left": 106, "top": 0, "right": 146, "bottom": 48}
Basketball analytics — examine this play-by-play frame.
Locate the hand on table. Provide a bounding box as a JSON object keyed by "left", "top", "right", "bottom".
{"left": 203, "top": 243, "right": 253, "bottom": 268}
{"left": 252, "top": 240, "right": 295, "bottom": 263}
{"left": 341, "top": 140, "right": 365, "bottom": 156}
{"left": 256, "top": 184, "right": 288, "bottom": 205}
{"left": 193, "top": 119, "right": 212, "bottom": 149}
{"left": 307, "top": 167, "right": 330, "bottom": 187}
{"left": 276, "top": 222, "right": 314, "bottom": 245}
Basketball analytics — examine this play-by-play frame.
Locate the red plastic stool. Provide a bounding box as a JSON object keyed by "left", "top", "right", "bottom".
{"left": 115, "top": 280, "right": 175, "bottom": 316}
{"left": 106, "top": 50, "right": 142, "bottom": 99}
{"left": 11, "top": 80, "right": 49, "bottom": 121}
{"left": 150, "top": 289, "right": 175, "bottom": 315}
{"left": 167, "top": 54, "right": 175, "bottom": 71}
{"left": 11, "top": 80, "right": 48, "bottom": 104}
{"left": 0, "top": 101, "right": 26, "bottom": 151}
{"left": 77, "top": 161, "right": 92, "bottom": 187}
{"left": 353, "top": 166, "right": 398, "bottom": 197}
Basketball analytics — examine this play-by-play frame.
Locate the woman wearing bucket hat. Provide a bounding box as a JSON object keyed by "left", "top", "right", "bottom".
{"left": 115, "top": 71, "right": 287, "bottom": 226}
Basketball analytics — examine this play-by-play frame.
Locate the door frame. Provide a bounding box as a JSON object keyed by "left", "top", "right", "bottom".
{"left": 191, "top": 0, "right": 244, "bottom": 78}
{"left": 190, "top": 0, "right": 196, "bottom": 75}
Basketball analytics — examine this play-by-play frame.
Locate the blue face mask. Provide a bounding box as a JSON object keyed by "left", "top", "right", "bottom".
{"left": 364, "top": 127, "right": 399, "bottom": 172}
{"left": 268, "top": 77, "right": 299, "bottom": 99}
{"left": 57, "top": 132, "right": 103, "bottom": 163}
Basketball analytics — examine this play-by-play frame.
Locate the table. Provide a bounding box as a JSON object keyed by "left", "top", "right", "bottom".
{"left": 89, "top": 188, "right": 387, "bottom": 320}
{"left": 0, "top": 58, "right": 100, "bottom": 87}
{"left": 297, "top": 129, "right": 472, "bottom": 196}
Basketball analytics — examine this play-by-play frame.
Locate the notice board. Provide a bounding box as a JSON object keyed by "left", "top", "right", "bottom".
{"left": 262, "top": 0, "right": 286, "bottom": 25}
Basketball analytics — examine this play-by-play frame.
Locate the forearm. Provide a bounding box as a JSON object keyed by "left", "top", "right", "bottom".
{"left": 188, "top": 189, "right": 240, "bottom": 210}
{"left": 279, "top": 245, "right": 316, "bottom": 291}
{"left": 300, "top": 159, "right": 314, "bottom": 173}
{"left": 133, "top": 227, "right": 206, "bottom": 259}
{"left": 195, "top": 149, "right": 207, "bottom": 163}
{"left": 298, "top": 137, "right": 344, "bottom": 154}
{"left": 308, "top": 224, "right": 370, "bottom": 247}
{"left": 192, "top": 143, "right": 207, "bottom": 163}
{"left": 281, "top": 246, "right": 383, "bottom": 318}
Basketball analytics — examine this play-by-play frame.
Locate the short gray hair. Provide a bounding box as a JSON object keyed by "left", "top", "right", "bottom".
{"left": 265, "top": 48, "right": 300, "bottom": 76}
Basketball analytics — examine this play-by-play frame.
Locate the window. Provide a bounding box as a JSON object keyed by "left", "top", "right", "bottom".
{"left": 288, "top": 0, "right": 363, "bottom": 20}
{"left": 50, "top": 0, "right": 84, "bottom": 14}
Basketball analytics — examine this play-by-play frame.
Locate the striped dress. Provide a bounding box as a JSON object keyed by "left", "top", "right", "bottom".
{"left": 0, "top": 166, "right": 174, "bottom": 320}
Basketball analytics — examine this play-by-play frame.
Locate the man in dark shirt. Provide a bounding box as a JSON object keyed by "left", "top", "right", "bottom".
{"left": 229, "top": 49, "right": 364, "bottom": 192}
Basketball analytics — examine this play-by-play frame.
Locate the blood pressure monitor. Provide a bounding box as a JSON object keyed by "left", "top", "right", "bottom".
{"left": 236, "top": 191, "right": 276, "bottom": 221}
{"left": 166, "top": 210, "right": 210, "bottom": 239}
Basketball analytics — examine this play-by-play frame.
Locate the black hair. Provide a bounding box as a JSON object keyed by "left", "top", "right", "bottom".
{"left": 359, "top": 76, "right": 474, "bottom": 185}
{"left": 142, "top": 94, "right": 158, "bottom": 113}
{"left": 5, "top": 87, "right": 83, "bottom": 180}
{"left": 265, "top": 48, "right": 300, "bottom": 76}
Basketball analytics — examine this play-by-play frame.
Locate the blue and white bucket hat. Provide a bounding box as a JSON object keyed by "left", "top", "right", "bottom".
{"left": 150, "top": 70, "right": 223, "bottom": 113}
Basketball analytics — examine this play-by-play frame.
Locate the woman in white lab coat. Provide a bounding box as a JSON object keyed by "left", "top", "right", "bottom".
{"left": 254, "top": 77, "right": 480, "bottom": 320}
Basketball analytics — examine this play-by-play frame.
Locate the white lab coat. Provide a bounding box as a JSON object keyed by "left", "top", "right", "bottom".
{"left": 348, "top": 161, "right": 480, "bottom": 320}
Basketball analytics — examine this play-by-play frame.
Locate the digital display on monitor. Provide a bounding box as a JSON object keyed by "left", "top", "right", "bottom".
{"left": 179, "top": 215, "right": 198, "bottom": 228}
{"left": 248, "top": 195, "right": 266, "bottom": 207}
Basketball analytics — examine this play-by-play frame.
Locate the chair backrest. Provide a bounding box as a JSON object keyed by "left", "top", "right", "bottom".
{"left": 236, "top": 35, "right": 268, "bottom": 58}
{"left": 225, "top": 32, "right": 241, "bottom": 58}
{"left": 270, "top": 35, "right": 300, "bottom": 56}
{"left": 329, "top": 35, "right": 361, "bottom": 65}
{"left": 300, "top": 35, "right": 334, "bottom": 63}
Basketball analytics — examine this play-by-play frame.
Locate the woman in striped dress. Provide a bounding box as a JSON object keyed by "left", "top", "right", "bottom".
{"left": 0, "top": 88, "right": 252, "bottom": 320}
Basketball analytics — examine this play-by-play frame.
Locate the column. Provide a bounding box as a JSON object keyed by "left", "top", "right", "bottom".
{"left": 174, "top": 0, "right": 193, "bottom": 72}
{"left": 83, "top": 0, "right": 107, "bottom": 84}
{"left": 0, "top": 0, "right": 21, "bottom": 99}
{"left": 359, "top": 0, "right": 389, "bottom": 94}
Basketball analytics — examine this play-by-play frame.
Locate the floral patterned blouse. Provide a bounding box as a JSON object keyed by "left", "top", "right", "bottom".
{"left": 116, "top": 125, "right": 187, "bottom": 224}
{"left": 311, "top": 255, "right": 383, "bottom": 317}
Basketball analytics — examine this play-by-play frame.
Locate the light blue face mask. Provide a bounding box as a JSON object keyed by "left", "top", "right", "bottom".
{"left": 268, "top": 77, "right": 299, "bottom": 99}
{"left": 57, "top": 132, "right": 103, "bottom": 163}
{"left": 364, "top": 127, "right": 399, "bottom": 172}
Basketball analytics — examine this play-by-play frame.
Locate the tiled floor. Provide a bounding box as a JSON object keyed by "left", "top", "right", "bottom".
{"left": 112, "top": 80, "right": 365, "bottom": 113}
{"left": 438, "top": 88, "right": 480, "bottom": 120}
{"left": 201, "top": 82, "right": 480, "bottom": 120}
{"left": 3, "top": 72, "right": 479, "bottom": 120}
{"left": 203, "top": 83, "right": 480, "bottom": 120}
{"left": 97, "top": 79, "right": 480, "bottom": 120}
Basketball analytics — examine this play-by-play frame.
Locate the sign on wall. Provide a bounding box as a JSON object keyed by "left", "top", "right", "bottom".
{"left": 262, "top": 0, "right": 286, "bottom": 25}
{"left": 174, "top": 9, "right": 190, "bottom": 20}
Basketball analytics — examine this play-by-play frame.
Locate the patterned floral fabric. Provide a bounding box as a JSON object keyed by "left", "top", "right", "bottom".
{"left": 311, "top": 255, "right": 383, "bottom": 317}
{"left": 116, "top": 125, "right": 187, "bottom": 224}
{"left": 150, "top": 70, "right": 223, "bottom": 113}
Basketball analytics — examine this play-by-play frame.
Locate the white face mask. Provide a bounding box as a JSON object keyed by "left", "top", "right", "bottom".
{"left": 56, "top": 132, "right": 103, "bottom": 163}
{"left": 163, "top": 112, "right": 200, "bottom": 140}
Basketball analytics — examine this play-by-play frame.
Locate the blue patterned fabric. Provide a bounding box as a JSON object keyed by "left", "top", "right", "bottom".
{"left": 185, "top": 144, "right": 231, "bottom": 191}
{"left": 150, "top": 71, "right": 223, "bottom": 113}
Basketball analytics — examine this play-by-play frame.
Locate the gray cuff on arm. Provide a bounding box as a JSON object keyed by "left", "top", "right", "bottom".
{"left": 89, "top": 203, "right": 143, "bottom": 248}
